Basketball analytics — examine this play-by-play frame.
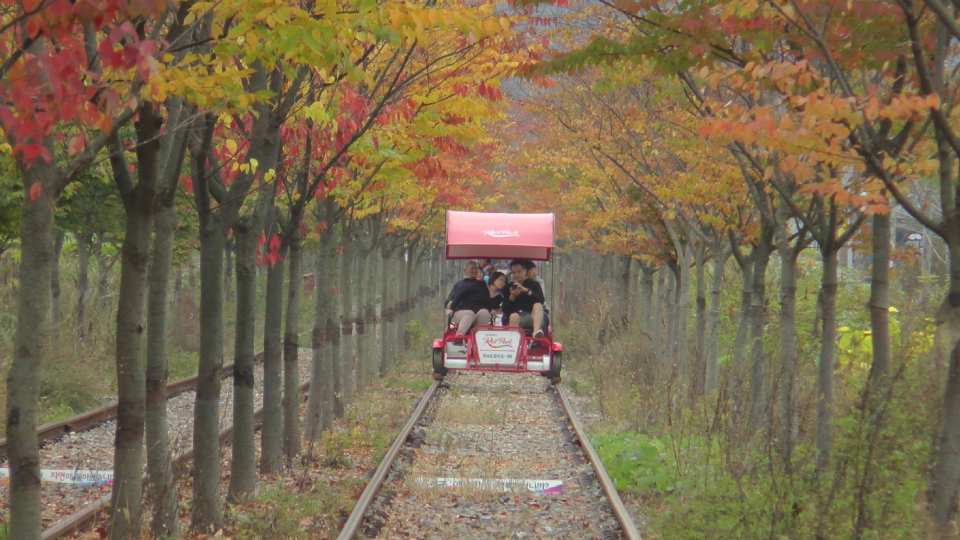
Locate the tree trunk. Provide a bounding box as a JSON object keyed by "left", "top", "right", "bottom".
{"left": 621, "top": 254, "right": 633, "bottom": 328}
{"left": 109, "top": 104, "right": 162, "bottom": 540}
{"left": 778, "top": 244, "right": 799, "bottom": 467}
{"left": 705, "top": 246, "right": 728, "bottom": 395}
{"left": 693, "top": 241, "right": 707, "bottom": 398}
{"left": 816, "top": 248, "right": 839, "bottom": 472}
{"left": 640, "top": 265, "right": 655, "bottom": 337}
{"left": 675, "top": 246, "right": 692, "bottom": 384}
{"left": 51, "top": 229, "right": 63, "bottom": 330}
{"left": 375, "top": 244, "right": 387, "bottom": 377}
{"left": 748, "top": 244, "right": 772, "bottom": 431}
{"left": 382, "top": 246, "right": 398, "bottom": 373}
{"left": 191, "top": 216, "right": 225, "bottom": 531}
{"left": 733, "top": 254, "right": 754, "bottom": 373}
{"left": 854, "top": 211, "right": 893, "bottom": 540}
{"left": 340, "top": 239, "right": 356, "bottom": 406}
{"left": 282, "top": 234, "right": 303, "bottom": 460}
{"left": 867, "top": 212, "right": 892, "bottom": 390}
{"left": 7, "top": 170, "right": 56, "bottom": 540}
{"left": 355, "top": 245, "right": 371, "bottom": 391}
{"left": 305, "top": 231, "right": 335, "bottom": 441}
{"left": 331, "top": 237, "right": 346, "bottom": 418}
{"left": 228, "top": 221, "right": 259, "bottom": 501}
{"left": 75, "top": 231, "right": 92, "bottom": 337}
{"left": 145, "top": 198, "right": 178, "bottom": 537}
{"left": 652, "top": 269, "right": 666, "bottom": 359}
{"left": 260, "top": 240, "right": 285, "bottom": 473}
{"left": 224, "top": 240, "right": 234, "bottom": 297}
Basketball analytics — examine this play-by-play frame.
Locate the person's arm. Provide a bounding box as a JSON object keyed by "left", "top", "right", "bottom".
{"left": 527, "top": 280, "right": 545, "bottom": 304}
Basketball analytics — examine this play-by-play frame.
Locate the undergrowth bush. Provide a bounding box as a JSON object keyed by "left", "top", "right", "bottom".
{"left": 559, "top": 258, "right": 943, "bottom": 539}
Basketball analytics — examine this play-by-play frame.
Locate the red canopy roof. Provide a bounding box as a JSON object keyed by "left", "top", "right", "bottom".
{"left": 445, "top": 211, "right": 554, "bottom": 260}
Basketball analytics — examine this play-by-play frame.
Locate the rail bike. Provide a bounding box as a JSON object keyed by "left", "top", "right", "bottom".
{"left": 432, "top": 210, "right": 562, "bottom": 383}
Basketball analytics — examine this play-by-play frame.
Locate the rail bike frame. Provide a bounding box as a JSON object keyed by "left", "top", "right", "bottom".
{"left": 433, "top": 210, "right": 562, "bottom": 381}
{"left": 432, "top": 324, "right": 562, "bottom": 374}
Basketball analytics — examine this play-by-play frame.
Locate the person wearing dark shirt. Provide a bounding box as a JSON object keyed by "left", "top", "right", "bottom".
{"left": 502, "top": 259, "right": 547, "bottom": 337}
{"left": 444, "top": 261, "right": 492, "bottom": 336}
{"left": 486, "top": 271, "right": 507, "bottom": 319}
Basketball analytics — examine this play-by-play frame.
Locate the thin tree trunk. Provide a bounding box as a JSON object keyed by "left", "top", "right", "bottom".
{"left": 867, "top": 212, "right": 892, "bottom": 390}
{"left": 282, "top": 234, "right": 302, "bottom": 460}
{"left": 224, "top": 240, "right": 234, "bottom": 297}
{"left": 854, "top": 211, "right": 892, "bottom": 540}
{"left": 191, "top": 216, "right": 225, "bottom": 531}
{"left": 355, "top": 244, "right": 371, "bottom": 391}
{"left": 733, "top": 254, "right": 754, "bottom": 373}
{"left": 705, "top": 246, "right": 728, "bottom": 395}
{"left": 145, "top": 199, "right": 178, "bottom": 537}
{"left": 260, "top": 239, "right": 285, "bottom": 473}
{"left": 51, "top": 229, "right": 63, "bottom": 330}
{"left": 228, "top": 221, "right": 258, "bottom": 501}
{"left": 75, "top": 231, "right": 92, "bottom": 337}
{"left": 108, "top": 103, "right": 162, "bottom": 539}
{"left": 331, "top": 236, "right": 346, "bottom": 418}
{"left": 693, "top": 241, "right": 707, "bottom": 398}
{"left": 8, "top": 169, "right": 56, "bottom": 540}
{"left": 676, "top": 247, "right": 692, "bottom": 383}
{"left": 340, "top": 239, "right": 356, "bottom": 406}
{"left": 382, "top": 246, "right": 398, "bottom": 373}
{"left": 778, "top": 244, "right": 799, "bottom": 467}
{"left": 653, "top": 269, "right": 666, "bottom": 359}
{"left": 621, "top": 254, "right": 633, "bottom": 328}
{"left": 305, "top": 231, "right": 335, "bottom": 441}
{"left": 375, "top": 244, "right": 387, "bottom": 377}
{"left": 640, "top": 265, "right": 655, "bottom": 337}
{"left": 816, "top": 248, "right": 839, "bottom": 472}
{"left": 748, "top": 244, "right": 772, "bottom": 431}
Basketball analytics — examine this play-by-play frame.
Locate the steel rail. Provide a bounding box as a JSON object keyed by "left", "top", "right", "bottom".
{"left": 337, "top": 380, "right": 440, "bottom": 540}
{"left": 0, "top": 354, "right": 263, "bottom": 461}
{"left": 556, "top": 384, "right": 642, "bottom": 540}
{"left": 41, "top": 377, "right": 313, "bottom": 539}
{"left": 337, "top": 378, "right": 641, "bottom": 540}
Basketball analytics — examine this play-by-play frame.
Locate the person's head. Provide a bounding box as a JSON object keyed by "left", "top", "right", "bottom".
{"left": 524, "top": 260, "right": 538, "bottom": 278}
{"left": 489, "top": 271, "right": 507, "bottom": 291}
{"left": 463, "top": 260, "right": 480, "bottom": 279}
{"left": 509, "top": 259, "right": 530, "bottom": 283}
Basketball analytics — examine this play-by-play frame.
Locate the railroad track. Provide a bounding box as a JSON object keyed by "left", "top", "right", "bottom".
{"left": 0, "top": 354, "right": 263, "bottom": 461}
{"left": 339, "top": 371, "right": 641, "bottom": 539}
{"left": 0, "top": 349, "right": 314, "bottom": 538}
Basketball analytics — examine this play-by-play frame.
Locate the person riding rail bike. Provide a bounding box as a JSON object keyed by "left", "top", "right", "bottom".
{"left": 501, "top": 259, "right": 548, "bottom": 339}
{"left": 444, "top": 261, "right": 496, "bottom": 338}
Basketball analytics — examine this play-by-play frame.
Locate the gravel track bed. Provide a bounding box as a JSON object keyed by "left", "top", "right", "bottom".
{"left": 0, "top": 348, "right": 313, "bottom": 528}
{"left": 361, "top": 371, "right": 624, "bottom": 539}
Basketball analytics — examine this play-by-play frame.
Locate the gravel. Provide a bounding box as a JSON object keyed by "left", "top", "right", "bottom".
{"left": 361, "top": 371, "right": 624, "bottom": 539}
{"left": 0, "top": 348, "right": 314, "bottom": 529}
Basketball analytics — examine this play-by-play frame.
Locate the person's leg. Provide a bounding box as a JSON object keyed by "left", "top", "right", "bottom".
{"left": 508, "top": 312, "right": 521, "bottom": 327}
{"left": 452, "top": 310, "right": 477, "bottom": 336}
{"left": 475, "top": 309, "right": 491, "bottom": 326}
{"left": 532, "top": 303, "right": 544, "bottom": 336}
{"left": 518, "top": 312, "right": 533, "bottom": 334}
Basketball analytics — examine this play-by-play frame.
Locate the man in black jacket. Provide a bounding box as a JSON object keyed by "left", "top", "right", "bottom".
{"left": 444, "top": 260, "right": 493, "bottom": 336}
{"left": 502, "top": 259, "right": 547, "bottom": 337}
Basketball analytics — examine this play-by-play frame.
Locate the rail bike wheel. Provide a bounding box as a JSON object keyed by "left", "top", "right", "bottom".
{"left": 548, "top": 350, "right": 562, "bottom": 384}
{"left": 432, "top": 347, "right": 447, "bottom": 378}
